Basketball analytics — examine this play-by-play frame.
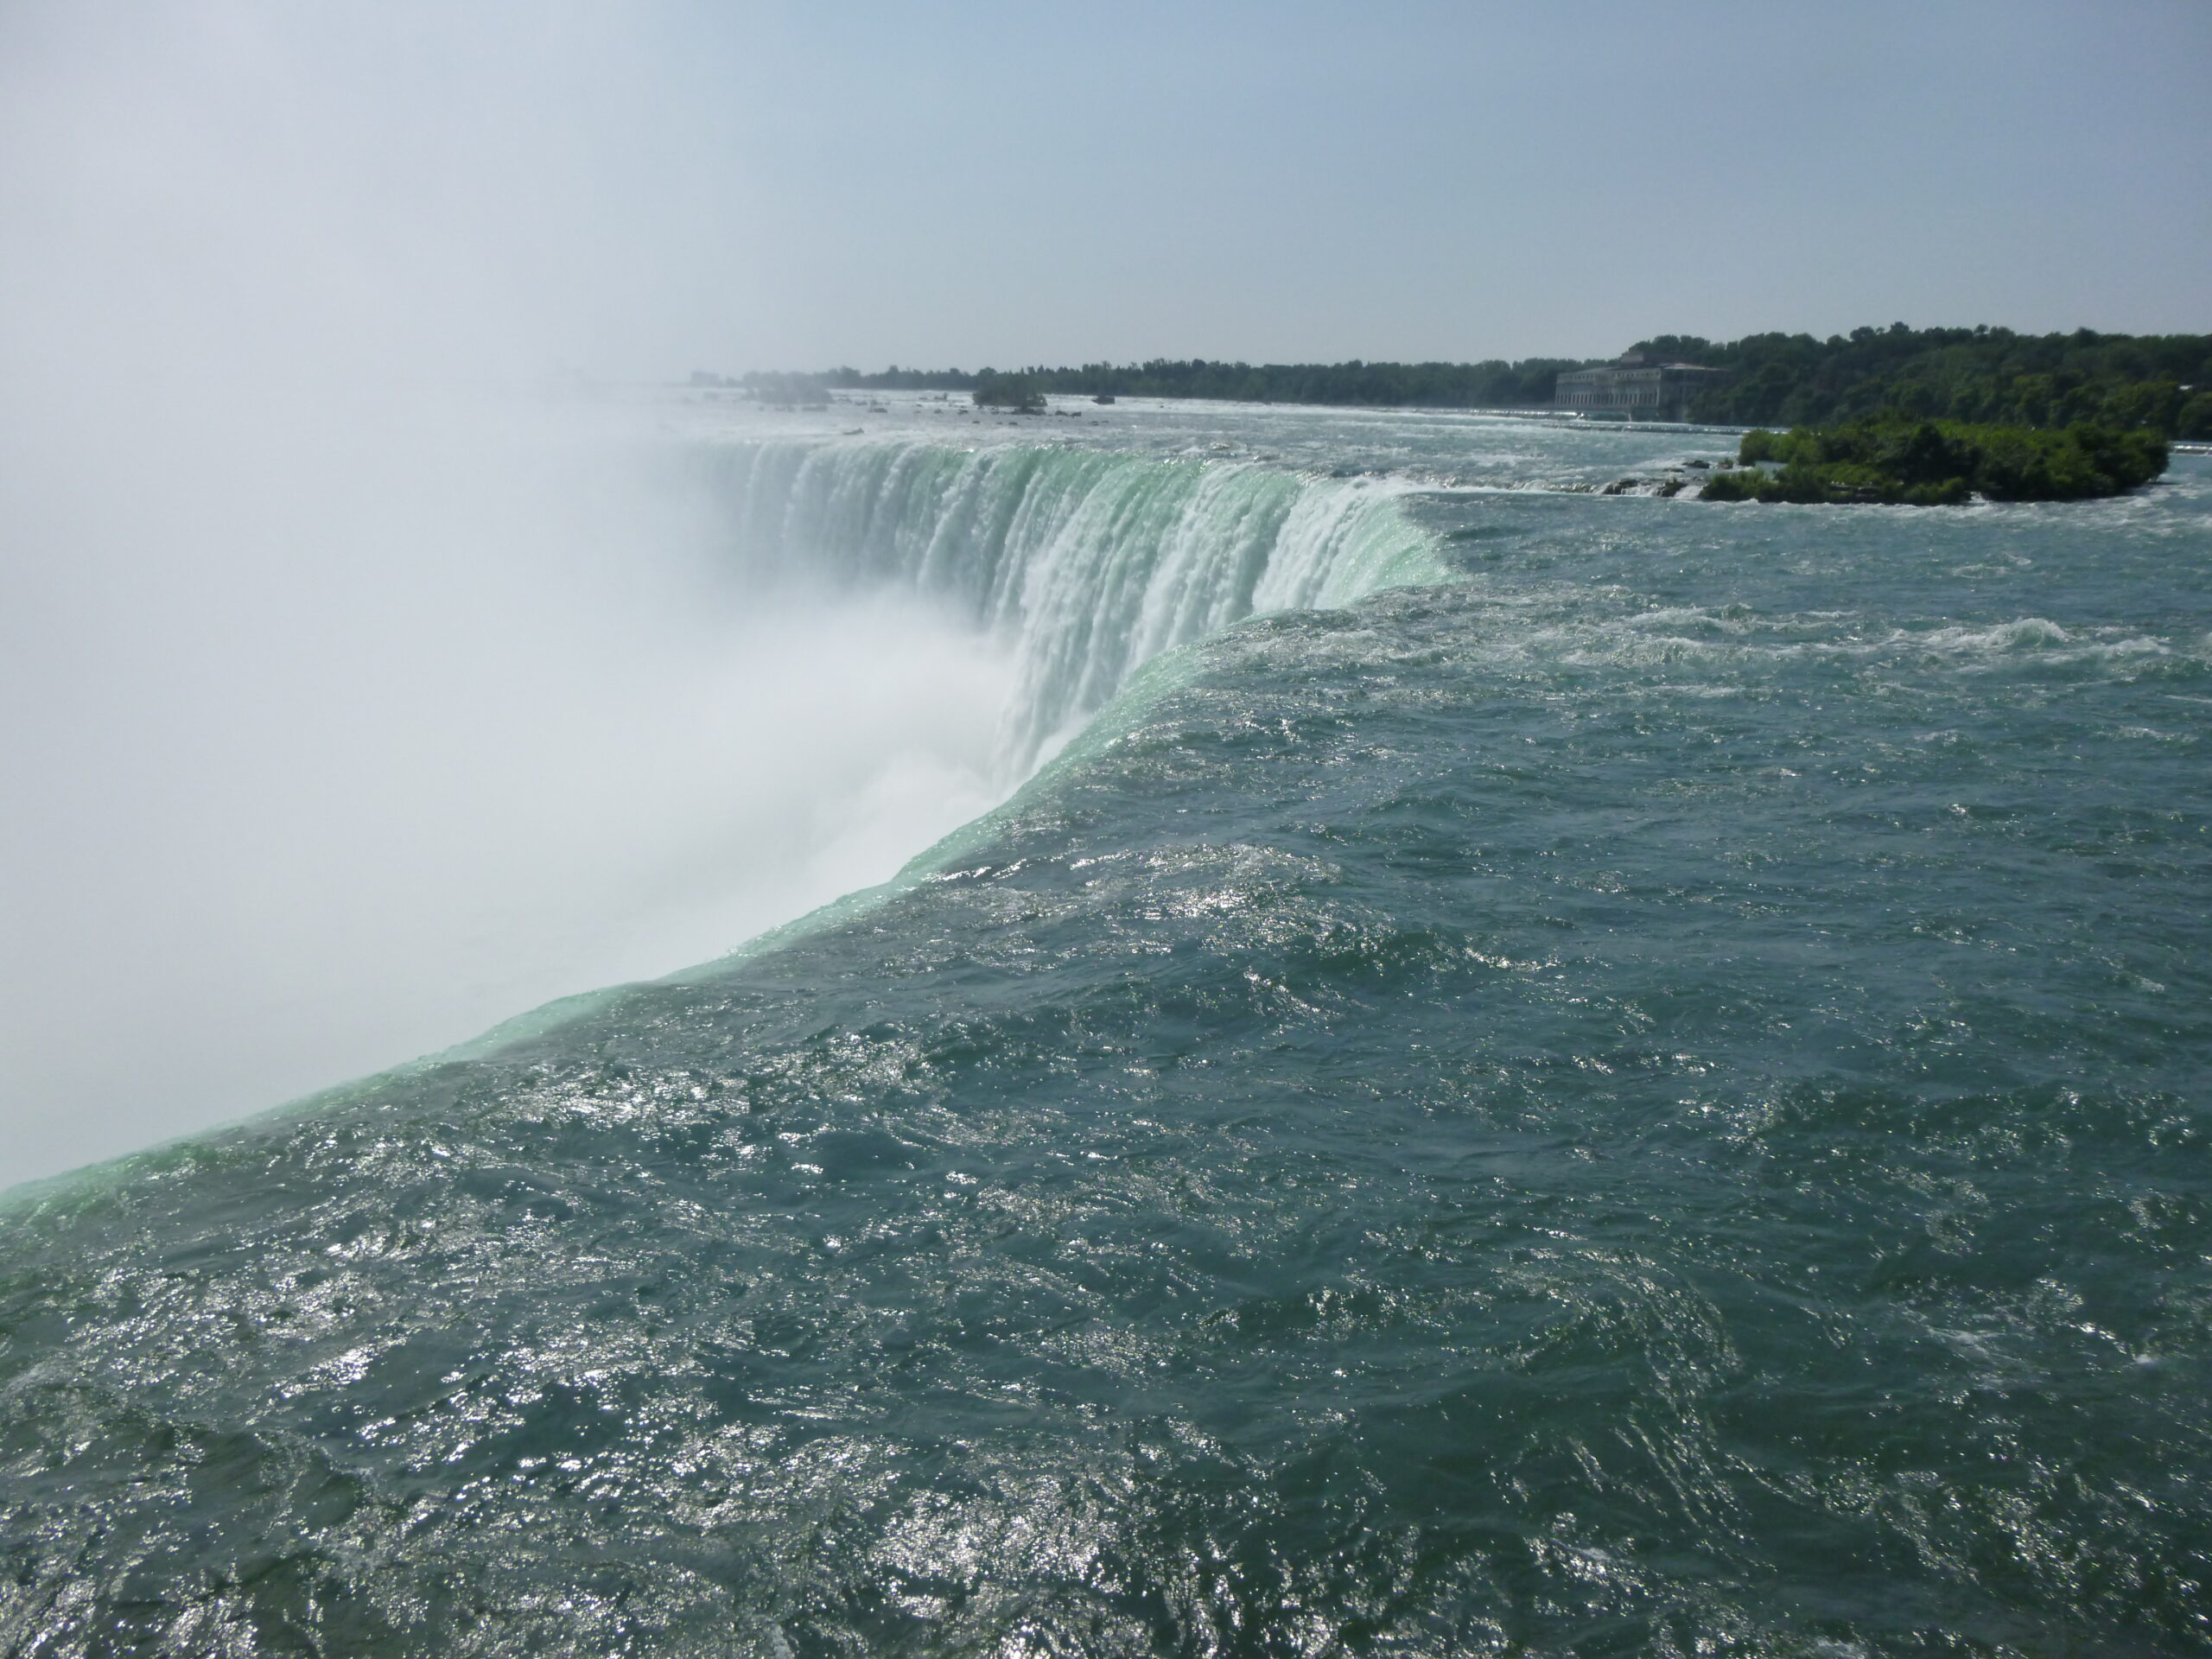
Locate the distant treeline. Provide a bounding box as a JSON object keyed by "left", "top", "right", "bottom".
{"left": 738, "top": 358, "right": 1582, "bottom": 411}
{"left": 727, "top": 323, "right": 2212, "bottom": 438}
{"left": 1634, "top": 323, "right": 2212, "bottom": 436}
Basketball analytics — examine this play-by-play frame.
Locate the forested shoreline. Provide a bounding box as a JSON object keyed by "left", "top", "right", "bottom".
{"left": 733, "top": 323, "right": 2212, "bottom": 439}
{"left": 739, "top": 357, "right": 1580, "bottom": 412}
{"left": 1640, "top": 323, "right": 2210, "bottom": 435}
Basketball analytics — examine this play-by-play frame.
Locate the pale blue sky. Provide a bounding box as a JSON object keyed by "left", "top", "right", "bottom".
{"left": 674, "top": 0, "right": 2212, "bottom": 369}
{"left": 5, "top": 1, "right": 2206, "bottom": 377}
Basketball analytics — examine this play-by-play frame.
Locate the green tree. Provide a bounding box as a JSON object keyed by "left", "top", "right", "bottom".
{"left": 973, "top": 372, "right": 1046, "bottom": 411}
{"left": 1709, "top": 417, "right": 2164, "bottom": 505}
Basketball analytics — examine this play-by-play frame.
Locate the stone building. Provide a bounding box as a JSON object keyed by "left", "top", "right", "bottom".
{"left": 1555, "top": 354, "right": 1726, "bottom": 420}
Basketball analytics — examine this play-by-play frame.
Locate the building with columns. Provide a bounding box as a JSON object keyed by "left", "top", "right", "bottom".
{"left": 1555, "top": 355, "right": 1726, "bottom": 420}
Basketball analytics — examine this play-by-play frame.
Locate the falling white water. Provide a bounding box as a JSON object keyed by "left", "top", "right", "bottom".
{"left": 690, "top": 437, "right": 1444, "bottom": 769}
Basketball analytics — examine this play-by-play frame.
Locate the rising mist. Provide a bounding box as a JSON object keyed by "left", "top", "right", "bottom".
{"left": 0, "top": 7, "right": 1010, "bottom": 1185}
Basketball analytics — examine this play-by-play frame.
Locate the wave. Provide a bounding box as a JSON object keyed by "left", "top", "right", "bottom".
{"left": 690, "top": 437, "right": 1446, "bottom": 771}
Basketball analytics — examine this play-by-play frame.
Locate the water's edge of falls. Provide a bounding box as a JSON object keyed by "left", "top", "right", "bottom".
{"left": 692, "top": 437, "right": 1446, "bottom": 772}
{"left": 60, "top": 438, "right": 1452, "bottom": 1135}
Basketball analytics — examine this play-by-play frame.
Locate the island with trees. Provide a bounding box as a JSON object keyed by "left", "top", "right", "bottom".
{"left": 1696, "top": 417, "right": 2171, "bottom": 505}
{"left": 971, "top": 371, "right": 1046, "bottom": 412}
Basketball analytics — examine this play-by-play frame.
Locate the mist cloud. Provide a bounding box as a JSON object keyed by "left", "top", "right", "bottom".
{"left": 0, "top": 5, "right": 1003, "bottom": 1185}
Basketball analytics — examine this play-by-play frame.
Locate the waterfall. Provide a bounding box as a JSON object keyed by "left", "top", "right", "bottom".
{"left": 692, "top": 437, "right": 1446, "bottom": 769}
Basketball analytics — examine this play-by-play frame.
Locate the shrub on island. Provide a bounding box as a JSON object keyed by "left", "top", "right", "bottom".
{"left": 973, "top": 372, "right": 1046, "bottom": 412}
{"left": 747, "top": 372, "right": 832, "bottom": 409}
{"left": 1700, "top": 417, "right": 2169, "bottom": 505}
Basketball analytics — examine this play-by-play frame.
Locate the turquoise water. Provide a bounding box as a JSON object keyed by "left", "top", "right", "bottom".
{"left": 3, "top": 408, "right": 2209, "bottom": 1656}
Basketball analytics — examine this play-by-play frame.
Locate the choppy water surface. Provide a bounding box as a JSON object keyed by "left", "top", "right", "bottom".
{"left": 3, "top": 404, "right": 2209, "bottom": 1656}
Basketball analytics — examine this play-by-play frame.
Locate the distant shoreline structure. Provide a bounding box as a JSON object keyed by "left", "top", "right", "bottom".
{"left": 1554, "top": 354, "right": 1726, "bottom": 423}
{"left": 710, "top": 323, "right": 2212, "bottom": 439}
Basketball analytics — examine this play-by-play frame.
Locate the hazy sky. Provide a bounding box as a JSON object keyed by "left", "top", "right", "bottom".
{"left": 1, "top": 0, "right": 2208, "bottom": 1185}
{"left": 13, "top": 2, "right": 2206, "bottom": 379}
{"left": 704, "top": 0, "right": 2212, "bottom": 370}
